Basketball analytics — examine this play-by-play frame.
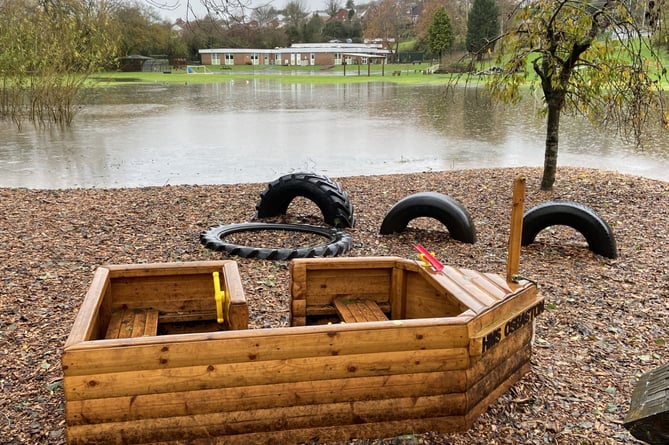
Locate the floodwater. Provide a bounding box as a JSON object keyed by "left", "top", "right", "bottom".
{"left": 0, "top": 80, "right": 667, "bottom": 189}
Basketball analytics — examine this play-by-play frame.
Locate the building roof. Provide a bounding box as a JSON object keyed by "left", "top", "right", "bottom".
{"left": 341, "top": 53, "right": 387, "bottom": 58}
{"left": 199, "top": 43, "right": 391, "bottom": 56}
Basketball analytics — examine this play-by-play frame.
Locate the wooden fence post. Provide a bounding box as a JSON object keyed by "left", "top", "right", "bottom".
{"left": 507, "top": 176, "right": 526, "bottom": 283}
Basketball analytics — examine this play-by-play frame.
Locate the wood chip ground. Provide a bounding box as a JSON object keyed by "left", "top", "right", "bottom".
{"left": 1, "top": 167, "right": 666, "bottom": 444}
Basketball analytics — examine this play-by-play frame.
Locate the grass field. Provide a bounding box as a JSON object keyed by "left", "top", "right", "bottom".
{"left": 87, "top": 42, "right": 669, "bottom": 88}
{"left": 87, "top": 63, "right": 464, "bottom": 87}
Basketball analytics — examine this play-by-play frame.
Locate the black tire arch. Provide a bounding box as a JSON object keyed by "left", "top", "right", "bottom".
{"left": 379, "top": 192, "right": 476, "bottom": 244}
{"left": 200, "top": 222, "right": 352, "bottom": 260}
{"left": 255, "top": 173, "right": 355, "bottom": 228}
{"left": 522, "top": 201, "right": 618, "bottom": 259}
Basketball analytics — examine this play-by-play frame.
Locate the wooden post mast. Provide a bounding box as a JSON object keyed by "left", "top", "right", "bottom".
{"left": 507, "top": 176, "right": 526, "bottom": 283}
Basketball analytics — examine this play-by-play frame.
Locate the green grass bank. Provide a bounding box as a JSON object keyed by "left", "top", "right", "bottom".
{"left": 87, "top": 63, "right": 461, "bottom": 86}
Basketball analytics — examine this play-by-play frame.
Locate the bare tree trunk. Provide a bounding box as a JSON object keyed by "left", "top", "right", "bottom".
{"left": 541, "top": 99, "right": 561, "bottom": 191}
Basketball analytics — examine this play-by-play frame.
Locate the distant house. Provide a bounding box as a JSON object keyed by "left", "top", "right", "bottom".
{"left": 119, "top": 55, "right": 170, "bottom": 72}
{"left": 332, "top": 8, "right": 350, "bottom": 21}
{"left": 199, "top": 43, "right": 391, "bottom": 67}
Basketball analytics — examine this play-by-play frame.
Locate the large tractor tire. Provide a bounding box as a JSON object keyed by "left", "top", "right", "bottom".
{"left": 256, "top": 173, "right": 355, "bottom": 228}
{"left": 200, "top": 222, "right": 352, "bottom": 260}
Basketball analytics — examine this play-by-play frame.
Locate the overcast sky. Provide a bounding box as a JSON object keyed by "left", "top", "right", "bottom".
{"left": 157, "top": 0, "right": 300, "bottom": 22}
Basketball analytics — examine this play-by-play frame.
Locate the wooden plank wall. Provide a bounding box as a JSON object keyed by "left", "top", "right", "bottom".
{"left": 64, "top": 320, "right": 475, "bottom": 444}
{"left": 403, "top": 271, "right": 466, "bottom": 319}
{"left": 63, "top": 258, "right": 539, "bottom": 444}
{"left": 290, "top": 257, "right": 473, "bottom": 323}
{"left": 63, "top": 317, "right": 536, "bottom": 443}
{"left": 291, "top": 257, "right": 399, "bottom": 324}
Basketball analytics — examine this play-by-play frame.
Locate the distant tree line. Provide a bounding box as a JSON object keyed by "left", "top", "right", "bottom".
{"left": 106, "top": 0, "right": 518, "bottom": 64}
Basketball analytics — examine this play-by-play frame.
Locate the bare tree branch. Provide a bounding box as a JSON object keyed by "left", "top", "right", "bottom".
{"left": 147, "top": 0, "right": 272, "bottom": 22}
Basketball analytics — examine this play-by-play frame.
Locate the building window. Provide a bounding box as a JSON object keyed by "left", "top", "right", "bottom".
{"left": 225, "top": 54, "right": 234, "bottom": 65}
{"left": 211, "top": 53, "right": 220, "bottom": 65}
{"left": 251, "top": 53, "right": 259, "bottom": 65}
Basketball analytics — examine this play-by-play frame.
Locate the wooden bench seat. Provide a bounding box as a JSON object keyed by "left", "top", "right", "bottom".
{"left": 333, "top": 297, "right": 388, "bottom": 323}
{"left": 105, "top": 308, "right": 159, "bottom": 339}
{"left": 624, "top": 362, "right": 669, "bottom": 443}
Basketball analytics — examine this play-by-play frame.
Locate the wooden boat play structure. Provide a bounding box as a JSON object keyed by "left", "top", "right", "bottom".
{"left": 62, "top": 177, "right": 544, "bottom": 444}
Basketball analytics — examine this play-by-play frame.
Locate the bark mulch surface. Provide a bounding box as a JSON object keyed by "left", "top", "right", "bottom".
{"left": 1, "top": 167, "right": 667, "bottom": 445}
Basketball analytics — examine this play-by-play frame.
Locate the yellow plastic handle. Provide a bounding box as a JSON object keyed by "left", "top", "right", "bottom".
{"left": 212, "top": 272, "right": 225, "bottom": 324}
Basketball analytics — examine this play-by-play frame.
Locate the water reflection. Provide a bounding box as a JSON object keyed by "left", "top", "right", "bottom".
{"left": 0, "top": 81, "right": 666, "bottom": 189}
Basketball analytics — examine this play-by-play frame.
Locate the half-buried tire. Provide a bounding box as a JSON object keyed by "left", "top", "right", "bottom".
{"left": 200, "top": 222, "right": 352, "bottom": 260}
{"left": 256, "top": 173, "right": 355, "bottom": 228}
{"left": 522, "top": 201, "right": 617, "bottom": 259}
{"left": 379, "top": 192, "right": 476, "bottom": 244}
